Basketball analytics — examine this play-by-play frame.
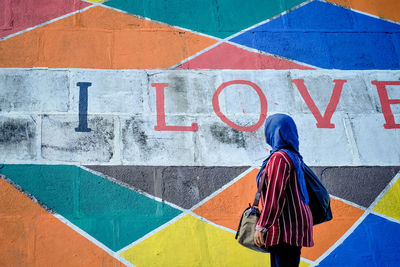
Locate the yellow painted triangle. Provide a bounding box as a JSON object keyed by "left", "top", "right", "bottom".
{"left": 121, "top": 214, "right": 310, "bottom": 267}
{"left": 373, "top": 174, "right": 400, "bottom": 221}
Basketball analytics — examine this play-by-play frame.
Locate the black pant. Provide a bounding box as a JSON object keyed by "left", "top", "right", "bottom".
{"left": 269, "top": 243, "right": 301, "bottom": 267}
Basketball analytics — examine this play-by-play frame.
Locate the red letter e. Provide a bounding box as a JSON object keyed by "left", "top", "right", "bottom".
{"left": 372, "top": 81, "right": 400, "bottom": 129}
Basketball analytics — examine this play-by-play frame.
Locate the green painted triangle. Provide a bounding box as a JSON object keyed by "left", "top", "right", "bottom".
{"left": 104, "top": 0, "right": 307, "bottom": 38}
{"left": 1, "top": 165, "right": 182, "bottom": 251}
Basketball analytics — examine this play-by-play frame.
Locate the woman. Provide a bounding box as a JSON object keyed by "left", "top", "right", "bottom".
{"left": 254, "top": 114, "right": 314, "bottom": 267}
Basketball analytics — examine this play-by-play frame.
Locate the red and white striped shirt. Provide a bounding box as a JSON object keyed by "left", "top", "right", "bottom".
{"left": 256, "top": 151, "right": 314, "bottom": 247}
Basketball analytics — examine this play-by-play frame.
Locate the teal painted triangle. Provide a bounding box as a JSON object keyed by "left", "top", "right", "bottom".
{"left": 1, "top": 164, "right": 182, "bottom": 251}
{"left": 104, "top": 0, "right": 307, "bottom": 38}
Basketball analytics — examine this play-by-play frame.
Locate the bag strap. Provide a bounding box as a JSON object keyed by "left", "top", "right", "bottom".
{"left": 253, "top": 168, "right": 266, "bottom": 207}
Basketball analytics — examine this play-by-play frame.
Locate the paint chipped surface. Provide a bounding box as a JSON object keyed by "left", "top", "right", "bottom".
{"left": 41, "top": 115, "right": 115, "bottom": 162}
{"left": 121, "top": 115, "right": 197, "bottom": 165}
{"left": 0, "top": 116, "right": 37, "bottom": 160}
{"left": 210, "top": 123, "right": 247, "bottom": 148}
{"left": 0, "top": 70, "right": 69, "bottom": 112}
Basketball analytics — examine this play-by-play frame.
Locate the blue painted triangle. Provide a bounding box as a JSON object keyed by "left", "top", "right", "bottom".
{"left": 230, "top": 0, "right": 400, "bottom": 69}
{"left": 318, "top": 214, "right": 400, "bottom": 266}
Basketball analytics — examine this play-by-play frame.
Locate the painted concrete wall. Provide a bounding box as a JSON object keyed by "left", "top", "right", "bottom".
{"left": 1, "top": 0, "right": 400, "bottom": 267}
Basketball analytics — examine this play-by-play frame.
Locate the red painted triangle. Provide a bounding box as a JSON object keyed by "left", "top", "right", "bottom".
{"left": 177, "top": 42, "right": 314, "bottom": 70}
{"left": 0, "top": 0, "right": 90, "bottom": 38}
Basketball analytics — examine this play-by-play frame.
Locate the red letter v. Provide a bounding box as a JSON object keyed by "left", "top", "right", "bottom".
{"left": 292, "top": 79, "right": 347, "bottom": 128}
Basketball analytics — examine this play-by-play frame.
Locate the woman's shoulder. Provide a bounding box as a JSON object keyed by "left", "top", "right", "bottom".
{"left": 270, "top": 150, "right": 292, "bottom": 166}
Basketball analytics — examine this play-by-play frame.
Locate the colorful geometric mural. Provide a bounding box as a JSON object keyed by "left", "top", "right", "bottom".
{"left": 0, "top": 6, "right": 217, "bottom": 69}
{"left": 1, "top": 166, "right": 399, "bottom": 266}
{"left": 1, "top": 0, "right": 400, "bottom": 266}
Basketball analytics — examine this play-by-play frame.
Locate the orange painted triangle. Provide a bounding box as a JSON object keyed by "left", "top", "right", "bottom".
{"left": 327, "top": 0, "right": 400, "bottom": 23}
{"left": 177, "top": 42, "right": 314, "bottom": 69}
{"left": 0, "top": 6, "right": 217, "bottom": 69}
{"left": 193, "top": 168, "right": 259, "bottom": 231}
{"left": 0, "top": 178, "right": 125, "bottom": 266}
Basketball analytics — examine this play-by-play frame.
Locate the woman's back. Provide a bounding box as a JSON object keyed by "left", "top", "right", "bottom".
{"left": 258, "top": 150, "right": 313, "bottom": 247}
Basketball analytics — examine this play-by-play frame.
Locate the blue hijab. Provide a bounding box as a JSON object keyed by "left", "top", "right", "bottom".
{"left": 256, "top": 114, "right": 309, "bottom": 205}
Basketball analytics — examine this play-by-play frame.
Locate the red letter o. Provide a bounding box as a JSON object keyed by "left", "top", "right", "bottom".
{"left": 212, "top": 80, "right": 268, "bottom": 132}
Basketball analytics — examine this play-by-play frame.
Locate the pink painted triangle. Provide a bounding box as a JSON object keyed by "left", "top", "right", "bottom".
{"left": 0, "top": 0, "right": 91, "bottom": 38}
{"left": 177, "top": 42, "right": 314, "bottom": 70}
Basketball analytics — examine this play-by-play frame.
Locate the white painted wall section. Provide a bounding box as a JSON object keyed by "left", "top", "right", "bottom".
{"left": 0, "top": 69, "right": 399, "bottom": 166}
